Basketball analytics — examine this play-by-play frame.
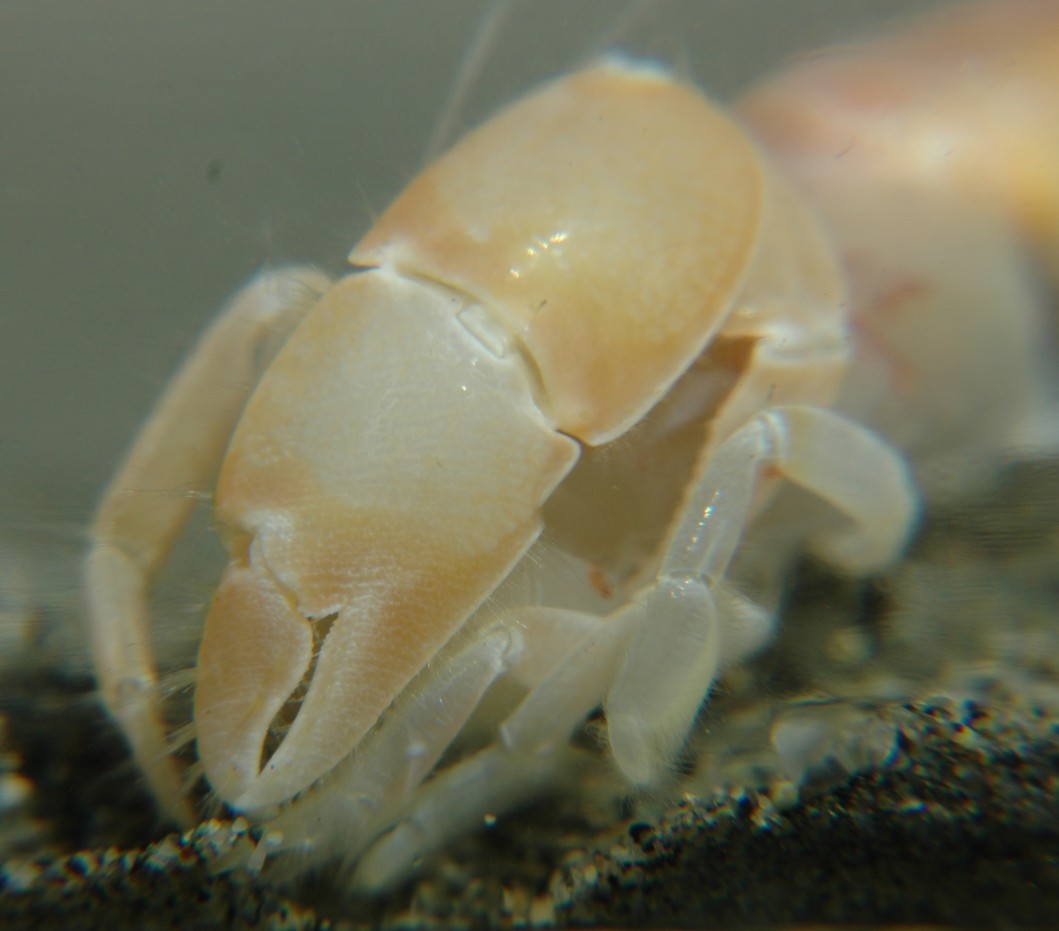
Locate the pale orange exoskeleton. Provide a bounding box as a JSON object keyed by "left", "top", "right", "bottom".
{"left": 84, "top": 0, "right": 1059, "bottom": 891}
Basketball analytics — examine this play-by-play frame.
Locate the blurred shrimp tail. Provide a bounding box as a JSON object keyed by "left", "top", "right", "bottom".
{"left": 738, "top": 0, "right": 1059, "bottom": 479}
{"left": 738, "top": 0, "right": 1059, "bottom": 284}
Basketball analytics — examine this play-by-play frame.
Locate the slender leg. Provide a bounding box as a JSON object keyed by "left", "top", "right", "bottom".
{"left": 244, "top": 607, "right": 608, "bottom": 887}
{"left": 760, "top": 405, "right": 920, "bottom": 573}
{"left": 352, "top": 608, "right": 629, "bottom": 892}
{"left": 259, "top": 622, "right": 526, "bottom": 873}
{"left": 350, "top": 406, "right": 916, "bottom": 889}
{"left": 84, "top": 267, "right": 329, "bottom": 825}
{"left": 606, "top": 403, "right": 918, "bottom": 786}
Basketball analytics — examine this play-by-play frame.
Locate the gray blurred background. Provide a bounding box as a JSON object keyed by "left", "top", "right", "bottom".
{"left": 0, "top": 0, "right": 951, "bottom": 589}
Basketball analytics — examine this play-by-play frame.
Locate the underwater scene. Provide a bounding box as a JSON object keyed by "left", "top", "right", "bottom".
{"left": 2, "top": 1, "right": 1058, "bottom": 927}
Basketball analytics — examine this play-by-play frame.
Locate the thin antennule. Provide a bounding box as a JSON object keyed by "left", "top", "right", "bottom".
{"left": 590, "top": 0, "right": 668, "bottom": 63}
{"left": 421, "top": 0, "right": 519, "bottom": 167}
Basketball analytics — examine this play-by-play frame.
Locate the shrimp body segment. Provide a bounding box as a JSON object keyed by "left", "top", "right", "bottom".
{"left": 198, "top": 63, "right": 783, "bottom": 809}
{"left": 738, "top": 0, "right": 1059, "bottom": 496}
{"left": 85, "top": 60, "right": 921, "bottom": 884}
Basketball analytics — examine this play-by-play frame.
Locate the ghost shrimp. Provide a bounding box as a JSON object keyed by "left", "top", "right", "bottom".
{"left": 84, "top": 0, "right": 1059, "bottom": 892}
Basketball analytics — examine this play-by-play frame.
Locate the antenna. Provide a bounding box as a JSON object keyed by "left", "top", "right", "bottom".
{"left": 422, "top": 0, "right": 519, "bottom": 167}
